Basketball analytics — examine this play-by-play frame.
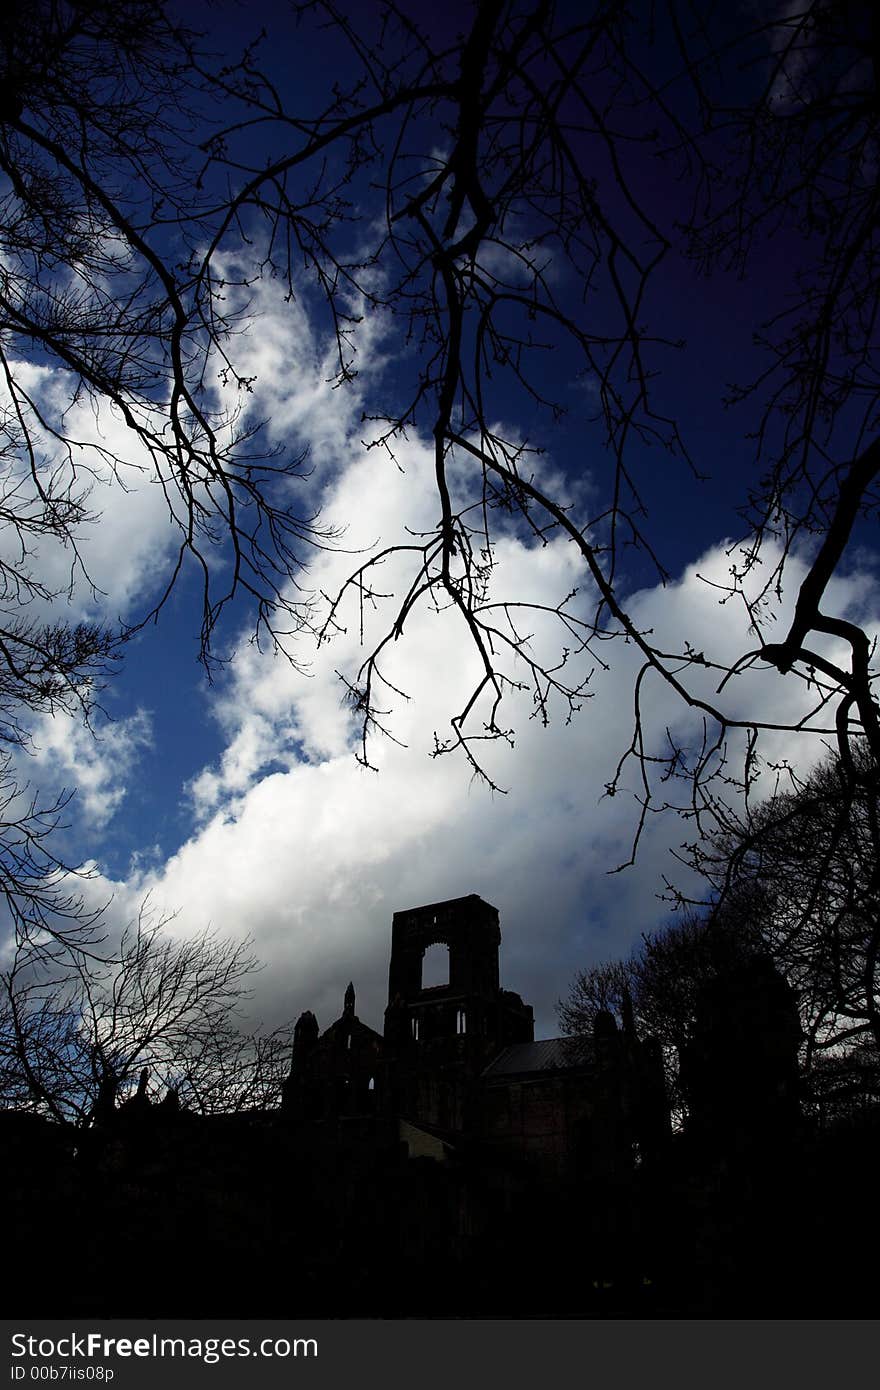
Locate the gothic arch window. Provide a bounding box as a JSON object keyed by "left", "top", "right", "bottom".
{"left": 457, "top": 1008, "right": 467, "bottom": 1035}
{"left": 422, "top": 941, "right": 449, "bottom": 988}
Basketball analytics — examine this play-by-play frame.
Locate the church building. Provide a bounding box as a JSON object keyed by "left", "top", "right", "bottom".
{"left": 282, "top": 893, "right": 669, "bottom": 1178}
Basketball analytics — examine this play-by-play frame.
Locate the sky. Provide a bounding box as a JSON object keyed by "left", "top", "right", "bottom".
{"left": 15, "top": 260, "right": 879, "bottom": 1040}
{"left": 3, "top": 0, "right": 879, "bottom": 1045}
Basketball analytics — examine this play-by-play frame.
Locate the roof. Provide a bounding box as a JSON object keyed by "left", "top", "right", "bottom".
{"left": 320, "top": 1015, "right": 383, "bottom": 1044}
{"left": 482, "top": 1036, "right": 595, "bottom": 1079}
{"left": 392, "top": 893, "right": 497, "bottom": 918}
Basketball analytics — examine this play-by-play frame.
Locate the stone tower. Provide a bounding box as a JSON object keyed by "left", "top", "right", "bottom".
{"left": 384, "top": 894, "right": 534, "bottom": 1130}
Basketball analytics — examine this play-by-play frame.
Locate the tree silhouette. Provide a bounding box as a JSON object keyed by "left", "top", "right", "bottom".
{"left": 0, "top": 0, "right": 337, "bottom": 948}
{"left": 1, "top": 0, "right": 878, "bottom": 945}
{"left": 699, "top": 748, "right": 880, "bottom": 1110}
{"left": 0, "top": 905, "right": 290, "bottom": 1124}
{"left": 184, "top": 0, "right": 880, "bottom": 855}
{"left": 569, "top": 744, "right": 880, "bottom": 1125}
{"left": 559, "top": 906, "right": 765, "bottom": 1119}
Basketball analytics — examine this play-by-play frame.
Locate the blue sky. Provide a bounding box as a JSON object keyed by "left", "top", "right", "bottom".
{"left": 4, "top": 0, "right": 879, "bottom": 1041}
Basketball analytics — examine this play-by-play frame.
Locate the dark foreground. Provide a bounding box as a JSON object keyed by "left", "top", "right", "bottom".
{"left": 4, "top": 1106, "right": 878, "bottom": 1319}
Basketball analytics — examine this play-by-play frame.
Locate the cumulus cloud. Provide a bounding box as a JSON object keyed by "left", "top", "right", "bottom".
{"left": 210, "top": 260, "right": 391, "bottom": 481}
{"left": 12, "top": 274, "right": 880, "bottom": 1047}
{"left": 27, "top": 708, "right": 153, "bottom": 830}
{"left": 0, "top": 360, "right": 183, "bottom": 623}
{"left": 98, "top": 436, "right": 880, "bottom": 1042}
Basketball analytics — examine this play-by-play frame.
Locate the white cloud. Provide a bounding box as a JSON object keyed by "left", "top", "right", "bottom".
{"left": 27, "top": 707, "right": 153, "bottom": 830}
{"left": 8, "top": 274, "right": 879, "bottom": 1054}
{"left": 209, "top": 261, "right": 391, "bottom": 482}
{"left": 0, "top": 359, "right": 184, "bottom": 624}
{"left": 91, "top": 417, "right": 880, "bottom": 1044}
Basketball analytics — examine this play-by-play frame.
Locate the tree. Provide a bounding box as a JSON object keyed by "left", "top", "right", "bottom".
{"left": 560, "top": 903, "right": 768, "bottom": 1051}
{"left": 2, "top": 0, "right": 879, "bottom": 946}
{"left": 0, "top": 906, "right": 292, "bottom": 1124}
{"left": 169, "top": 0, "right": 880, "bottom": 862}
{"left": 1, "top": 0, "right": 332, "bottom": 647}
{"left": 558, "top": 956, "right": 639, "bottom": 1041}
{"left": 559, "top": 906, "right": 765, "bottom": 1116}
{"left": 572, "top": 745, "right": 880, "bottom": 1124}
{"left": 0, "top": 0, "right": 342, "bottom": 948}
{"left": 699, "top": 748, "right": 880, "bottom": 1100}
